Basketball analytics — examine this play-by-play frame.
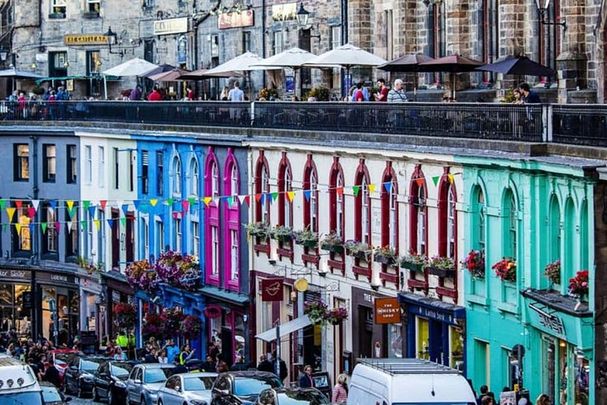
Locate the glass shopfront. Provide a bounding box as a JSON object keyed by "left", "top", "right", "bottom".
{"left": 541, "top": 336, "right": 590, "bottom": 405}
{"left": 0, "top": 283, "right": 31, "bottom": 336}
{"left": 41, "top": 286, "right": 80, "bottom": 346}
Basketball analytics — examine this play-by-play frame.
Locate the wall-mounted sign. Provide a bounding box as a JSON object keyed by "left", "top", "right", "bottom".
{"left": 271, "top": 3, "right": 297, "bottom": 21}
{"left": 153, "top": 17, "right": 188, "bottom": 36}
{"left": 529, "top": 303, "right": 566, "bottom": 335}
{"left": 374, "top": 297, "right": 401, "bottom": 324}
{"left": 0, "top": 269, "right": 31, "bottom": 282}
{"left": 64, "top": 34, "right": 109, "bottom": 46}
{"left": 219, "top": 9, "right": 255, "bottom": 29}
{"left": 261, "top": 278, "right": 284, "bottom": 301}
{"left": 204, "top": 305, "right": 222, "bottom": 319}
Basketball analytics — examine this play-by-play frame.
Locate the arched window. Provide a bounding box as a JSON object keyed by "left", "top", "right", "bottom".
{"left": 278, "top": 154, "right": 293, "bottom": 229}
{"left": 409, "top": 166, "right": 428, "bottom": 255}
{"left": 211, "top": 160, "right": 219, "bottom": 199}
{"left": 438, "top": 171, "right": 457, "bottom": 260}
{"left": 172, "top": 156, "right": 181, "bottom": 195}
{"left": 354, "top": 161, "right": 371, "bottom": 245}
{"left": 329, "top": 158, "right": 345, "bottom": 238}
{"left": 303, "top": 156, "right": 319, "bottom": 233}
{"left": 381, "top": 163, "right": 399, "bottom": 250}
{"left": 255, "top": 152, "right": 271, "bottom": 225}
{"left": 189, "top": 158, "right": 199, "bottom": 196}
{"left": 473, "top": 186, "right": 486, "bottom": 252}
{"left": 224, "top": 150, "right": 240, "bottom": 290}
{"left": 549, "top": 194, "right": 561, "bottom": 263}
{"left": 580, "top": 200, "right": 589, "bottom": 269}
{"left": 204, "top": 149, "right": 220, "bottom": 285}
{"left": 503, "top": 188, "right": 517, "bottom": 260}
{"left": 564, "top": 197, "right": 575, "bottom": 282}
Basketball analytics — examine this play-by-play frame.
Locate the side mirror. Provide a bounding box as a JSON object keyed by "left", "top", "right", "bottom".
{"left": 133, "top": 379, "right": 142, "bottom": 385}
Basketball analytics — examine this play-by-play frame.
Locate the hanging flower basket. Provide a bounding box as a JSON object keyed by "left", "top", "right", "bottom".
{"left": 568, "top": 270, "right": 589, "bottom": 298}
{"left": 142, "top": 312, "right": 168, "bottom": 339}
{"left": 271, "top": 225, "right": 294, "bottom": 243}
{"left": 544, "top": 260, "right": 561, "bottom": 285}
{"left": 374, "top": 246, "right": 398, "bottom": 266}
{"left": 180, "top": 315, "right": 202, "bottom": 339}
{"left": 492, "top": 258, "right": 517, "bottom": 282}
{"left": 426, "top": 256, "right": 456, "bottom": 277}
{"left": 461, "top": 250, "right": 485, "bottom": 279}
{"left": 155, "top": 251, "right": 200, "bottom": 291}
{"left": 126, "top": 259, "right": 158, "bottom": 293}
{"left": 163, "top": 307, "right": 186, "bottom": 337}
{"left": 320, "top": 232, "right": 345, "bottom": 254}
{"left": 345, "top": 241, "right": 372, "bottom": 262}
{"left": 113, "top": 302, "right": 136, "bottom": 329}
{"left": 325, "top": 308, "right": 349, "bottom": 325}
{"left": 304, "top": 301, "right": 328, "bottom": 325}
{"left": 400, "top": 251, "right": 428, "bottom": 272}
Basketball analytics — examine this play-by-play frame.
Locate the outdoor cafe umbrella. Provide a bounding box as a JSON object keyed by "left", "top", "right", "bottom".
{"left": 418, "top": 54, "right": 483, "bottom": 100}
{"left": 143, "top": 64, "right": 177, "bottom": 78}
{"left": 476, "top": 55, "right": 556, "bottom": 77}
{"left": 102, "top": 58, "right": 159, "bottom": 99}
{"left": 378, "top": 53, "right": 435, "bottom": 98}
{"left": 179, "top": 68, "right": 243, "bottom": 80}
{"left": 147, "top": 68, "right": 190, "bottom": 82}
{"left": 250, "top": 47, "right": 317, "bottom": 97}
{"left": 204, "top": 51, "right": 264, "bottom": 77}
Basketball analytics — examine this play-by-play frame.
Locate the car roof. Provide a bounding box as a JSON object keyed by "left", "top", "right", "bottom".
{"left": 179, "top": 372, "right": 218, "bottom": 378}
{"left": 220, "top": 370, "right": 279, "bottom": 378}
{"left": 138, "top": 363, "right": 176, "bottom": 368}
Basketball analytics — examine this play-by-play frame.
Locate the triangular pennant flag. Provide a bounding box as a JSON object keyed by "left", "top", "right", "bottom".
{"left": 49, "top": 200, "right": 57, "bottom": 210}
{"left": 54, "top": 221, "right": 61, "bottom": 233}
{"left": 41, "top": 222, "right": 48, "bottom": 233}
{"left": 0, "top": 199, "right": 5, "bottom": 210}
{"left": 133, "top": 200, "right": 142, "bottom": 211}
{"left": 88, "top": 206, "right": 96, "bottom": 220}
{"left": 29, "top": 223, "right": 34, "bottom": 233}
{"left": 80, "top": 220, "right": 88, "bottom": 230}
{"left": 14, "top": 223, "right": 21, "bottom": 235}
{"left": 336, "top": 187, "right": 344, "bottom": 196}
{"left": 353, "top": 185, "right": 361, "bottom": 197}
{"left": 94, "top": 219, "right": 101, "bottom": 231}
{"left": 303, "top": 190, "right": 311, "bottom": 202}
{"left": 150, "top": 198, "right": 158, "bottom": 207}
{"left": 166, "top": 198, "right": 174, "bottom": 206}
{"left": 384, "top": 182, "right": 392, "bottom": 193}
{"left": 260, "top": 194, "right": 266, "bottom": 206}
{"left": 287, "top": 191, "right": 296, "bottom": 202}
{"left": 6, "top": 207, "right": 15, "bottom": 222}
{"left": 226, "top": 197, "right": 234, "bottom": 207}
{"left": 255, "top": 193, "right": 262, "bottom": 202}
{"left": 31, "top": 200, "right": 40, "bottom": 211}
{"left": 99, "top": 200, "right": 107, "bottom": 210}
{"left": 203, "top": 197, "right": 212, "bottom": 206}
{"left": 368, "top": 184, "right": 376, "bottom": 193}
{"left": 82, "top": 200, "right": 90, "bottom": 211}
{"left": 15, "top": 200, "right": 22, "bottom": 210}
{"left": 265, "top": 193, "right": 273, "bottom": 204}
{"left": 66, "top": 200, "right": 74, "bottom": 211}
{"left": 416, "top": 178, "right": 424, "bottom": 186}
{"left": 188, "top": 197, "right": 196, "bottom": 206}
{"left": 432, "top": 176, "right": 440, "bottom": 187}
{"left": 448, "top": 173, "right": 455, "bottom": 184}
{"left": 107, "top": 219, "right": 114, "bottom": 228}
{"left": 67, "top": 221, "right": 73, "bottom": 233}
{"left": 120, "top": 217, "right": 127, "bottom": 226}
{"left": 27, "top": 207, "right": 36, "bottom": 219}
{"left": 181, "top": 200, "right": 190, "bottom": 213}
{"left": 271, "top": 192, "right": 278, "bottom": 202}
{"left": 243, "top": 195, "right": 250, "bottom": 206}
{"left": 121, "top": 204, "right": 129, "bottom": 216}
{"left": 138, "top": 202, "right": 149, "bottom": 214}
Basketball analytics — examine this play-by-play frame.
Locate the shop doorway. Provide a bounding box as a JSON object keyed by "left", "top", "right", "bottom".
{"left": 358, "top": 306, "right": 373, "bottom": 358}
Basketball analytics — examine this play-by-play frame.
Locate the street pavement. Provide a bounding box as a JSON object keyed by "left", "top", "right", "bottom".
{"left": 69, "top": 396, "right": 105, "bottom": 405}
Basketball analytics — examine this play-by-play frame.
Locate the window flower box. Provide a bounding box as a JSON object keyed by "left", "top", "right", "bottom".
{"left": 492, "top": 257, "right": 516, "bottom": 282}
{"left": 400, "top": 251, "right": 428, "bottom": 272}
{"left": 544, "top": 259, "right": 561, "bottom": 285}
{"left": 462, "top": 249, "right": 485, "bottom": 279}
{"left": 294, "top": 227, "right": 319, "bottom": 249}
{"left": 568, "top": 270, "right": 589, "bottom": 299}
{"left": 374, "top": 245, "right": 397, "bottom": 265}
{"left": 426, "top": 256, "right": 456, "bottom": 278}
{"left": 271, "top": 225, "right": 293, "bottom": 244}
{"left": 48, "top": 12, "right": 66, "bottom": 19}
{"left": 246, "top": 221, "right": 271, "bottom": 240}
{"left": 320, "top": 232, "right": 345, "bottom": 254}
{"left": 345, "top": 240, "right": 372, "bottom": 262}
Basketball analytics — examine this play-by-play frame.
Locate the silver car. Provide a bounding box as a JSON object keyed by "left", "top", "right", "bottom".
{"left": 125, "top": 363, "right": 176, "bottom": 405}
{"left": 157, "top": 373, "right": 217, "bottom": 405}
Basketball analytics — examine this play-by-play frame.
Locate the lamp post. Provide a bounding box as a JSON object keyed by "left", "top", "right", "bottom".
{"left": 535, "top": 0, "right": 567, "bottom": 30}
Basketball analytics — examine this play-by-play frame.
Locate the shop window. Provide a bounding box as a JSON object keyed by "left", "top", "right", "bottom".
{"left": 141, "top": 150, "right": 148, "bottom": 194}
{"left": 12, "top": 203, "right": 32, "bottom": 253}
{"left": 43, "top": 144, "right": 56, "bottom": 183}
{"left": 98, "top": 146, "right": 105, "bottom": 188}
{"left": 156, "top": 151, "right": 164, "bottom": 195}
{"left": 49, "top": 0, "right": 66, "bottom": 18}
{"left": 329, "top": 158, "right": 345, "bottom": 237}
{"left": 67, "top": 144, "right": 77, "bottom": 184}
{"left": 13, "top": 144, "right": 29, "bottom": 181}
{"left": 278, "top": 154, "right": 293, "bottom": 229}
{"left": 48, "top": 51, "right": 67, "bottom": 77}
{"left": 450, "top": 326, "right": 464, "bottom": 370}
{"left": 409, "top": 166, "right": 428, "bottom": 255}
{"left": 224, "top": 152, "right": 240, "bottom": 289}
{"left": 172, "top": 155, "right": 182, "bottom": 195}
{"left": 388, "top": 324, "right": 402, "bottom": 358}
{"left": 354, "top": 161, "right": 371, "bottom": 245}
{"left": 416, "top": 317, "right": 430, "bottom": 360}
{"left": 302, "top": 155, "right": 319, "bottom": 234}
{"left": 474, "top": 339, "right": 490, "bottom": 388}
{"left": 189, "top": 158, "right": 199, "bottom": 197}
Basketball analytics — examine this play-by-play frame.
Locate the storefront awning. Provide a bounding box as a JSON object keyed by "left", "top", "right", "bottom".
{"left": 255, "top": 315, "right": 312, "bottom": 342}
{"left": 197, "top": 285, "right": 250, "bottom": 306}
{"left": 398, "top": 291, "right": 465, "bottom": 323}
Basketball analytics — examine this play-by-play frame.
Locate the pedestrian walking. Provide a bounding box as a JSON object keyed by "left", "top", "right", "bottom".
{"left": 164, "top": 339, "right": 180, "bottom": 364}
{"left": 257, "top": 353, "right": 273, "bottom": 373}
{"left": 387, "top": 79, "right": 407, "bottom": 102}
{"left": 332, "top": 373, "right": 348, "bottom": 404}
{"left": 228, "top": 82, "right": 244, "bottom": 102}
{"left": 374, "top": 78, "right": 389, "bottom": 102}
{"left": 298, "top": 364, "right": 315, "bottom": 388}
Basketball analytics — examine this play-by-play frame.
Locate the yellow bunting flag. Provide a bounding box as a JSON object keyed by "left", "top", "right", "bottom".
{"left": 94, "top": 219, "right": 101, "bottom": 231}
{"left": 287, "top": 191, "right": 295, "bottom": 202}
{"left": 66, "top": 200, "right": 74, "bottom": 210}
{"left": 448, "top": 173, "right": 455, "bottom": 184}
{"left": 150, "top": 198, "right": 158, "bottom": 207}
{"left": 14, "top": 223, "right": 21, "bottom": 235}
{"left": 6, "top": 207, "right": 15, "bottom": 222}
{"left": 203, "top": 197, "right": 212, "bottom": 206}
{"left": 368, "top": 184, "right": 376, "bottom": 193}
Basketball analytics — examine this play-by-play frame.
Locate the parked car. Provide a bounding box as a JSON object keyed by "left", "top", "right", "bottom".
{"left": 63, "top": 355, "right": 108, "bottom": 398}
{"left": 158, "top": 372, "right": 217, "bottom": 405}
{"left": 256, "top": 387, "right": 330, "bottom": 405}
{"left": 92, "top": 360, "right": 138, "bottom": 405}
{"left": 47, "top": 349, "right": 81, "bottom": 388}
{"left": 211, "top": 371, "right": 283, "bottom": 405}
{"left": 125, "top": 363, "right": 177, "bottom": 405}
{"left": 40, "top": 382, "right": 72, "bottom": 405}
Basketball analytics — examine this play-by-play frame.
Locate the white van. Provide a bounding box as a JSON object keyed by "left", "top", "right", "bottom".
{"left": 0, "top": 354, "right": 44, "bottom": 405}
{"left": 348, "top": 358, "right": 477, "bottom": 405}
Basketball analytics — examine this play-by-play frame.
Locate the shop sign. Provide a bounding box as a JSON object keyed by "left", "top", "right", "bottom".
{"left": 153, "top": 17, "right": 188, "bottom": 36}
{"left": 374, "top": 297, "right": 401, "bottom": 324}
{"left": 261, "top": 278, "right": 283, "bottom": 302}
{"left": 410, "top": 305, "right": 458, "bottom": 325}
{"left": 271, "top": 3, "right": 296, "bottom": 21}
{"left": 204, "top": 305, "right": 222, "bottom": 319}
{"left": 529, "top": 303, "right": 565, "bottom": 335}
{"left": 0, "top": 269, "right": 30, "bottom": 281}
{"left": 64, "top": 34, "right": 109, "bottom": 46}
{"left": 499, "top": 391, "right": 516, "bottom": 405}
{"left": 219, "top": 9, "right": 254, "bottom": 29}
{"left": 37, "top": 271, "right": 76, "bottom": 285}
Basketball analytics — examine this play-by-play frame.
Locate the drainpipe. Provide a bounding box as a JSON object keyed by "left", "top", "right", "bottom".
{"left": 261, "top": 0, "right": 266, "bottom": 88}
{"left": 341, "top": 0, "right": 348, "bottom": 44}
{"left": 30, "top": 135, "right": 39, "bottom": 341}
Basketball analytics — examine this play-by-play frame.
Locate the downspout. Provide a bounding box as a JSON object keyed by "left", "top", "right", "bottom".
{"left": 262, "top": 0, "right": 266, "bottom": 88}
{"left": 341, "top": 0, "right": 348, "bottom": 44}
{"left": 30, "top": 135, "right": 39, "bottom": 342}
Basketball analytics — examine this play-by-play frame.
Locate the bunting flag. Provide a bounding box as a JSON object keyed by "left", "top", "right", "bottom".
{"left": 237, "top": 195, "right": 246, "bottom": 205}
{"left": 432, "top": 176, "right": 440, "bottom": 187}
{"left": 6, "top": 207, "right": 15, "bottom": 222}
{"left": 99, "top": 200, "right": 107, "bottom": 210}
{"left": 0, "top": 199, "right": 5, "bottom": 210}
{"left": 203, "top": 197, "right": 212, "bottom": 206}
{"left": 448, "top": 173, "right": 455, "bottom": 184}
{"left": 383, "top": 182, "right": 392, "bottom": 193}
{"left": 41, "top": 222, "right": 48, "bottom": 233}
{"left": 368, "top": 184, "right": 376, "bottom": 193}
{"left": 15, "top": 200, "right": 22, "bottom": 210}
{"left": 31, "top": 200, "right": 40, "bottom": 211}
{"left": 336, "top": 187, "right": 344, "bottom": 196}
{"left": 133, "top": 200, "right": 142, "bottom": 211}
{"left": 271, "top": 192, "right": 278, "bottom": 202}
{"left": 303, "top": 190, "right": 311, "bottom": 202}
{"left": 260, "top": 194, "right": 266, "bottom": 206}
{"left": 121, "top": 204, "right": 130, "bottom": 216}
{"left": 226, "top": 197, "right": 234, "bottom": 207}
{"left": 94, "top": 219, "right": 101, "bottom": 231}
{"left": 120, "top": 217, "right": 127, "bottom": 226}
{"left": 352, "top": 185, "right": 361, "bottom": 197}
{"left": 67, "top": 221, "right": 73, "bottom": 233}
{"left": 88, "top": 206, "right": 96, "bottom": 219}
{"left": 82, "top": 200, "right": 90, "bottom": 211}
{"left": 107, "top": 219, "right": 115, "bottom": 229}
{"left": 166, "top": 198, "right": 174, "bottom": 206}
{"left": 188, "top": 197, "right": 196, "bottom": 206}
{"left": 287, "top": 191, "right": 295, "bottom": 202}
{"left": 49, "top": 200, "right": 57, "bottom": 210}
{"left": 255, "top": 193, "right": 262, "bottom": 202}
{"left": 66, "top": 200, "right": 74, "bottom": 211}
{"left": 243, "top": 195, "right": 250, "bottom": 206}
{"left": 27, "top": 207, "right": 36, "bottom": 219}
{"left": 181, "top": 200, "right": 189, "bottom": 213}
{"left": 54, "top": 221, "right": 61, "bottom": 234}
{"left": 80, "top": 220, "right": 88, "bottom": 230}
{"left": 14, "top": 223, "right": 21, "bottom": 235}
{"left": 415, "top": 178, "right": 424, "bottom": 186}
{"left": 150, "top": 198, "right": 158, "bottom": 207}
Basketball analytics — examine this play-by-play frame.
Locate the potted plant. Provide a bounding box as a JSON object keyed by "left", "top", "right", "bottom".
{"left": 294, "top": 227, "right": 319, "bottom": 249}
{"left": 126, "top": 259, "right": 158, "bottom": 293}
{"left": 544, "top": 260, "right": 561, "bottom": 285}
{"left": 304, "top": 301, "right": 328, "bottom": 325}
{"left": 246, "top": 221, "right": 271, "bottom": 240}
{"left": 426, "top": 256, "right": 456, "bottom": 277}
{"left": 320, "top": 232, "right": 345, "bottom": 254}
{"left": 400, "top": 251, "right": 428, "bottom": 272}
{"left": 180, "top": 315, "right": 202, "bottom": 339}
{"left": 492, "top": 257, "right": 517, "bottom": 282}
{"left": 155, "top": 251, "right": 200, "bottom": 291}
{"left": 345, "top": 240, "right": 372, "bottom": 262}
{"left": 374, "top": 245, "right": 398, "bottom": 265}
{"left": 462, "top": 250, "right": 485, "bottom": 279}
{"left": 142, "top": 312, "right": 167, "bottom": 339}
{"left": 113, "top": 302, "right": 136, "bottom": 329}
{"left": 271, "top": 225, "right": 294, "bottom": 243}
{"left": 568, "top": 270, "right": 589, "bottom": 299}
{"left": 325, "top": 307, "right": 349, "bottom": 325}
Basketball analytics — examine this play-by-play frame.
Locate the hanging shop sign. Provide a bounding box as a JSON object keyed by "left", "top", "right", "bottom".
{"left": 64, "top": 34, "right": 109, "bottom": 46}
{"left": 153, "top": 17, "right": 188, "bottom": 36}
{"left": 204, "top": 305, "right": 222, "bottom": 319}
{"left": 0, "top": 269, "right": 31, "bottom": 282}
{"left": 374, "top": 297, "right": 401, "bottom": 324}
{"left": 271, "top": 3, "right": 296, "bottom": 21}
{"left": 219, "top": 9, "right": 255, "bottom": 29}
{"left": 529, "top": 303, "right": 566, "bottom": 335}
{"left": 261, "top": 278, "right": 284, "bottom": 302}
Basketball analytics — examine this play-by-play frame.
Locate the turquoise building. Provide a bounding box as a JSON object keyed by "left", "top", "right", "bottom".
{"left": 460, "top": 155, "right": 598, "bottom": 405}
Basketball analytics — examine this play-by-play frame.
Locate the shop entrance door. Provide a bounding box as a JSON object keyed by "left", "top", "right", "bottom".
{"left": 358, "top": 306, "right": 373, "bottom": 358}
{"left": 542, "top": 337, "right": 556, "bottom": 401}
{"left": 429, "top": 320, "right": 445, "bottom": 364}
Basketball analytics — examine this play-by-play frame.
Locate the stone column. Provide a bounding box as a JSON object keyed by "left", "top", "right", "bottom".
{"left": 557, "top": 0, "right": 590, "bottom": 102}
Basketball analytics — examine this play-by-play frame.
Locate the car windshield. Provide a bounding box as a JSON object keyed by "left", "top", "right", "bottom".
{"left": 277, "top": 390, "right": 330, "bottom": 405}
{"left": 82, "top": 359, "right": 104, "bottom": 371}
{"left": 184, "top": 376, "right": 215, "bottom": 391}
{"left": 144, "top": 368, "right": 174, "bottom": 383}
{"left": 0, "top": 391, "right": 44, "bottom": 405}
{"left": 111, "top": 362, "right": 134, "bottom": 378}
{"left": 41, "top": 386, "right": 63, "bottom": 402}
{"left": 233, "top": 376, "right": 283, "bottom": 397}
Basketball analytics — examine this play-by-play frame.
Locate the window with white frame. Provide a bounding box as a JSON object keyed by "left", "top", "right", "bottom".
{"left": 508, "top": 191, "right": 517, "bottom": 260}
{"left": 98, "top": 146, "right": 105, "bottom": 187}
{"left": 87, "top": 0, "right": 100, "bottom": 13}
{"left": 362, "top": 176, "right": 370, "bottom": 244}
{"left": 172, "top": 156, "right": 181, "bottom": 194}
{"left": 417, "top": 186, "right": 426, "bottom": 255}
{"left": 174, "top": 217, "right": 181, "bottom": 251}
{"left": 155, "top": 219, "right": 164, "bottom": 255}
{"left": 143, "top": 219, "right": 149, "bottom": 259}
{"left": 284, "top": 166, "right": 292, "bottom": 228}
{"left": 191, "top": 220, "right": 199, "bottom": 257}
{"left": 261, "top": 164, "right": 270, "bottom": 224}
{"left": 330, "top": 26, "right": 342, "bottom": 49}
{"left": 310, "top": 170, "right": 318, "bottom": 233}
{"left": 85, "top": 145, "right": 92, "bottom": 184}
{"left": 230, "top": 229, "right": 239, "bottom": 280}
{"left": 87, "top": 210, "right": 93, "bottom": 258}
{"left": 211, "top": 160, "right": 219, "bottom": 199}
{"left": 44, "top": 206, "right": 57, "bottom": 253}
{"left": 51, "top": 0, "right": 66, "bottom": 16}
{"left": 231, "top": 163, "right": 238, "bottom": 196}
{"left": 336, "top": 172, "right": 344, "bottom": 237}
{"left": 98, "top": 209, "right": 105, "bottom": 261}
{"left": 211, "top": 226, "right": 219, "bottom": 275}
{"left": 477, "top": 189, "right": 486, "bottom": 251}
{"left": 389, "top": 178, "right": 398, "bottom": 247}
{"left": 447, "top": 185, "right": 456, "bottom": 259}
{"left": 190, "top": 159, "right": 199, "bottom": 196}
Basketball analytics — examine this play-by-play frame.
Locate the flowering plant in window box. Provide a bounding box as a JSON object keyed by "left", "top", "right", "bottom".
{"left": 345, "top": 240, "right": 372, "bottom": 262}
{"left": 400, "top": 251, "right": 428, "bottom": 272}
{"left": 544, "top": 260, "right": 561, "bottom": 285}
{"left": 304, "top": 301, "right": 328, "bottom": 325}
{"left": 325, "top": 307, "right": 349, "bottom": 325}
{"left": 320, "top": 232, "right": 345, "bottom": 254}
{"left": 113, "top": 302, "right": 136, "bottom": 329}
{"left": 246, "top": 221, "right": 271, "bottom": 240}
{"left": 294, "top": 227, "right": 319, "bottom": 249}
{"left": 271, "top": 225, "right": 294, "bottom": 243}
{"left": 180, "top": 315, "right": 202, "bottom": 339}
{"left": 126, "top": 259, "right": 158, "bottom": 293}
{"left": 426, "top": 256, "right": 456, "bottom": 278}
{"left": 142, "top": 312, "right": 168, "bottom": 339}
{"left": 163, "top": 307, "right": 186, "bottom": 336}
{"left": 155, "top": 251, "right": 200, "bottom": 291}
{"left": 492, "top": 258, "right": 516, "bottom": 282}
{"left": 374, "top": 245, "right": 398, "bottom": 265}
{"left": 568, "top": 270, "right": 589, "bottom": 298}
{"left": 461, "top": 250, "right": 485, "bottom": 279}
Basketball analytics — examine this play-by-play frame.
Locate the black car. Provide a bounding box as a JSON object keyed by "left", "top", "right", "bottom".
{"left": 40, "top": 381, "right": 73, "bottom": 405}
{"left": 211, "top": 371, "right": 283, "bottom": 405}
{"left": 256, "top": 387, "right": 330, "bottom": 405}
{"left": 63, "top": 355, "right": 108, "bottom": 398}
{"left": 92, "top": 360, "right": 138, "bottom": 405}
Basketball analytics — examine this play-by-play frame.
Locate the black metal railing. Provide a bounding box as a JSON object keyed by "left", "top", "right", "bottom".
{"left": 8, "top": 100, "right": 607, "bottom": 146}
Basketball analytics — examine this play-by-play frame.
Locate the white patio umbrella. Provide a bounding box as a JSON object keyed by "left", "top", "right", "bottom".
{"left": 204, "top": 51, "right": 264, "bottom": 76}
{"left": 102, "top": 57, "right": 159, "bottom": 77}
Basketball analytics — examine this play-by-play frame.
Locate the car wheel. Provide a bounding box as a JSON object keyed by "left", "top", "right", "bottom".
{"left": 92, "top": 386, "right": 99, "bottom": 401}
{"left": 107, "top": 388, "right": 113, "bottom": 405}
{"left": 77, "top": 382, "right": 83, "bottom": 398}
{"left": 141, "top": 395, "right": 148, "bottom": 405}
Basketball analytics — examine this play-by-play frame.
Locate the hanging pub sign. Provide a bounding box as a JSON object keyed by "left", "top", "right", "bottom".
{"left": 204, "top": 305, "right": 222, "bottom": 319}
{"left": 261, "top": 278, "right": 284, "bottom": 302}
{"left": 374, "top": 297, "right": 401, "bottom": 324}
{"left": 218, "top": 9, "right": 255, "bottom": 29}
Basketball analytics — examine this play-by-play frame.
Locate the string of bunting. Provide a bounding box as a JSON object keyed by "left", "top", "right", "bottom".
{"left": 0, "top": 174, "right": 460, "bottom": 233}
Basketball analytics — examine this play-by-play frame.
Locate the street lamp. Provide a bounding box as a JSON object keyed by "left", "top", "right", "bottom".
{"left": 535, "top": 0, "right": 567, "bottom": 30}
{"left": 0, "top": 49, "right": 7, "bottom": 62}
{"left": 296, "top": 3, "right": 310, "bottom": 28}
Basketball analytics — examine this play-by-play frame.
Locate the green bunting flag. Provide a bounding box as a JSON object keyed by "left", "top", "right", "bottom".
{"left": 41, "top": 222, "right": 48, "bottom": 233}
{"left": 432, "top": 176, "right": 440, "bottom": 187}
{"left": 0, "top": 199, "right": 5, "bottom": 210}
{"left": 120, "top": 217, "right": 127, "bottom": 226}
{"left": 352, "top": 185, "right": 361, "bottom": 197}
